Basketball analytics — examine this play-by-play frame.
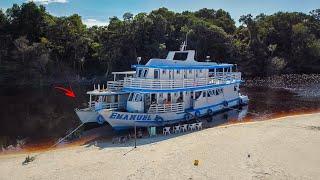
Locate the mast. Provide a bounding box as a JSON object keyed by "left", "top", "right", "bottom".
{"left": 180, "top": 33, "right": 188, "bottom": 51}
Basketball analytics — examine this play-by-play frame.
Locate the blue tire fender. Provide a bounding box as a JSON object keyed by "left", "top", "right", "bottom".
{"left": 195, "top": 111, "right": 201, "bottom": 117}
{"left": 184, "top": 113, "right": 193, "bottom": 121}
{"left": 223, "top": 101, "right": 228, "bottom": 107}
{"left": 97, "top": 115, "right": 105, "bottom": 124}
{"left": 155, "top": 115, "right": 164, "bottom": 122}
{"left": 207, "top": 109, "right": 214, "bottom": 115}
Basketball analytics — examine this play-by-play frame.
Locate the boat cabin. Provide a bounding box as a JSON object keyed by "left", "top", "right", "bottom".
{"left": 124, "top": 50, "right": 241, "bottom": 114}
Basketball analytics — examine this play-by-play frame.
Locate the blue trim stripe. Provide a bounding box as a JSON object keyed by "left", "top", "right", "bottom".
{"left": 123, "top": 81, "right": 241, "bottom": 93}
{"left": 132, "top": 64, "right": 233, "bottom": 69}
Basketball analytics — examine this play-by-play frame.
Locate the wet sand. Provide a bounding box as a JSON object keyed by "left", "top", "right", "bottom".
{"left": 0, "top": 113, "right": 319, "bottom": 180}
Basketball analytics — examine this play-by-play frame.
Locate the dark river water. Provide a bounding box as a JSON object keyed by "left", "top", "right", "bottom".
{"left": 1, "top": 74, "right": 320, "bottom": 153}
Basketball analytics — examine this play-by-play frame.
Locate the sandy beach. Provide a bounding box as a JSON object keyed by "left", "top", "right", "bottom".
{"left": 0, "top": 113, "right": 319, "bottom": 180}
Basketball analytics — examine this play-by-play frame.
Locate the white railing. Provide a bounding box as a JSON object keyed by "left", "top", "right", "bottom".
{"left": 148, "top": 102, "right": 184, "bottom": 113}
{"left": 89, "top": 102, "right": 125, "bottom": 110}
{"left": 107, "top": 80, "right": 124, "bottom": 91}
{"left": 124, "top": 72, "right": 241, "bottom": 90}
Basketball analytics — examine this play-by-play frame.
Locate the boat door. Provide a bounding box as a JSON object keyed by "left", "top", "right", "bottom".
{"left": 144, "top": 93, "right": 151, "bottom": 112}
{"left": 184, "top": 91, "right": 191, "bottom": 109}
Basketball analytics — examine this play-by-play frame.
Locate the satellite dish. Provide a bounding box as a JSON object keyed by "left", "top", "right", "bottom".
{"left": 137, "top": 57, "right": 141, "bottom": 64}
{"left": 206, "top": 56, "right": 211, "bottom": 62}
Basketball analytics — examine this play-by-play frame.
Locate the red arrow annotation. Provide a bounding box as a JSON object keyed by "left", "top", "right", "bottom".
{"left": 54, "top": 86, "right": 76, "bottom": 98}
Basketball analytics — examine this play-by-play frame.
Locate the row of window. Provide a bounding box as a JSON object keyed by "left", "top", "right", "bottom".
{"left": 128, "top": 86, "right": 237, "bottom": 102}
{"left": 136, "top": 68, "right": 204, "bottom": 79}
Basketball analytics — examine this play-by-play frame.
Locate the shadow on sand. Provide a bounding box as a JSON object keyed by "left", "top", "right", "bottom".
{"left": 81, "top": 107, "right": 249, "bottom": 151}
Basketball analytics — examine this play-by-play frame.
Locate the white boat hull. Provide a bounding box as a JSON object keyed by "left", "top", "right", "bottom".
{"left": 75, "top": 108, "right": 99, "bottom": 124}
{"left": 98, "top": 96, "right": 248, "bottom": 130}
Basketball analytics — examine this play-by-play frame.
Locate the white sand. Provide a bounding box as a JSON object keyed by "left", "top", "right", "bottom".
{"left": 1, "top": 113, "right": 320, "bottom": 180}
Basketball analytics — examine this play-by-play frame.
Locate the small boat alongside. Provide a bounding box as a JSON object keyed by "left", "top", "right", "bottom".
{"left": 75, "top": 42, "right": 249, "bottom": 130}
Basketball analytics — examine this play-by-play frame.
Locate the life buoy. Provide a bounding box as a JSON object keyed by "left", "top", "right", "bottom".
{"left": 96, "top": 115, "right": 105, "bottom": 124}
{"left": 207, "top": 109, "right": 214, "bottom": 115}
{"left": 195, "top": 111, "right": 201, "bottom": 117}
{"left": 184, "top": 113, "right": 193, "bottom": 121}
{"left": 155, "top": 115, "right": 164, "bottom": 122}
{"left": 223, "top": 101, "right": 228, "bottom": 107}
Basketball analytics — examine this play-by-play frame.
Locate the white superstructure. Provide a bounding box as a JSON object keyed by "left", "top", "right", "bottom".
{"left": 75, "top": 44, "right": 249, "bottom": 130}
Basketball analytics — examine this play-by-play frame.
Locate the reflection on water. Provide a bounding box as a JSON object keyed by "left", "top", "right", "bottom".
{"left": 1, "top": 74, "right": 320, "bottom": 153}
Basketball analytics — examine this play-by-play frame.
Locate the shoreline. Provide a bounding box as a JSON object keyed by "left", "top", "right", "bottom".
{"left": 1, "top": 110, "right": 320, "bottom": 157}
{"left": 1, "top": 111, "right": 319, "bottom": 158}
{"left": 0, "top": 112, "right": 319, "bottom": 179}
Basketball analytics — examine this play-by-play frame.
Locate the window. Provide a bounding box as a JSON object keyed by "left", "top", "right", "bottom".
{"left": 154, "top": 69, "right": 159, "bottom": 79}
{"left": 151, "top": 94, "right": 156, "bottom": 103}
{"left": 195, "top": 91, "right": 201, "bottom": 99}
{"left": 143, "top": 69, "right": 148, "bottom": 78}
{"left": 134, "top": 94, "right": 142, "bottom": 102}
{"left": 114, "top": 95, "right": 118, "bottom": 102}
{"left": 200, "top": 69, "right": 202, "bottom": 73}
{"left": 184, "top": 71, "right": 187, "bottom": 78}
{"left": 196, "top": 70, "right": 199, "bottom": 78}
{"left": 137, "top": 69, "right": 142, "bottom": 77}
{"left": 159, "top": 93, "right": 163, "bottom": 98}
{"left": 176, "top": 70, "right": 180, "bottom": 74}
{"left": 162, "top": 70, "right": 166, "bottom": 74}
{"left": 203, "top": 91, "right": 207, "bottom": 97}
{"left": 173, "top": 52, "right": 188, "bottom": 60}
{"left": 208, "top": 90, "right": 214, "bottom": 97}
{"left": 216, "top": 89, "right": 220, "bottom": 95}
{"left": 128, "top": 93, "right": 134, "bottom": 101}
{"left": 167, "top": 93, "right": 171, "bottom": 102}
{"left": 189, "top": 70, "right": 192, "bottom": 74}
{"left": 174, "top": 93, "right": 178, "bottom": 97}
{"left": 169, "top": 70, "right": 173, "bottom": 79}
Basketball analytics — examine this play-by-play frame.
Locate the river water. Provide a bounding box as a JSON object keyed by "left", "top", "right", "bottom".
{"left": 1, "top": 74, "right": 320, "bottom": 152}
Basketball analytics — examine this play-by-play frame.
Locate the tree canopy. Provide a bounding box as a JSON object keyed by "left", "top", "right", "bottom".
{"left": 0, "top": 2, "right": 319, "bottom": 86}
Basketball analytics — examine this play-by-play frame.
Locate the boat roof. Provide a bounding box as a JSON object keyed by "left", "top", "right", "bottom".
{"left": 132, "top": 58, "right": 233, "bottom": 69}
{"left": 112, "top": 71, "right": 136, "bottom": 75}
{"left": 87, "top": 90, "right": 128, "bottom": 96}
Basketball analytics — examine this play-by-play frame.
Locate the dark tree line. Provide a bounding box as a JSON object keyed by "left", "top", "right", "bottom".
{"left": 0, "top": 2, "right": 319, "bottom": 85}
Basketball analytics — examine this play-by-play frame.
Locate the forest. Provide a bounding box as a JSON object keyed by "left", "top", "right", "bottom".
{"left": 0, "top": 2, "right": 319, "bottom": 86}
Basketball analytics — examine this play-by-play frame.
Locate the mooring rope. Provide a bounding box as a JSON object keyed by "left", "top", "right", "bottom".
{"left": 23, "top": 123, "right": 85, "bottom": 165}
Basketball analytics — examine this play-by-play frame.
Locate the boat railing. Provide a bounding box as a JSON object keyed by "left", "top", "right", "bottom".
{"left": 124, "top": 72, "right": 241, "bottom": 89}
{"left": 148, "top": 102, "right": 184, "bottom": 113}
{"left": 107, "top": 80, "right": 124, "bottom": 91}
{"left": 89, "top": 102, "right": 125, "bottom": 111}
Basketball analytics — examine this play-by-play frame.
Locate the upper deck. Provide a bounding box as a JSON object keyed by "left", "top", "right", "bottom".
{"left": 122, "top": 49, "right": 241, "bottom": 92}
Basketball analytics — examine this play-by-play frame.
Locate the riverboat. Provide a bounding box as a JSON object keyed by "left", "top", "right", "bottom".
{"left": 75, "top": 42, "right": 249, "bottom": 130}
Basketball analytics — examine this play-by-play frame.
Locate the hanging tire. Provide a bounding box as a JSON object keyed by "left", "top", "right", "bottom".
{"left": 184, "top": 113, "right": 193, "bottom": 121}
{"left": 195, "top": 111, "right": 201, "bottom": 117}
{"left": 96, "top": 115, "right": 105, "bottom": 124}
{"left": 223, "top": 101, "right": 228, "bottom": 107}
{"left": 155, "top": 115, "right": 164, "bottom": 122}
{"left": 207, "top": 109, "right": 214, "bottom": 116}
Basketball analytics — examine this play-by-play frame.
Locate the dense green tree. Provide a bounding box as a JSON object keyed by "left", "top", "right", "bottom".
{"left": 0, "top": 2, "right": 320, "bottom": 85}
